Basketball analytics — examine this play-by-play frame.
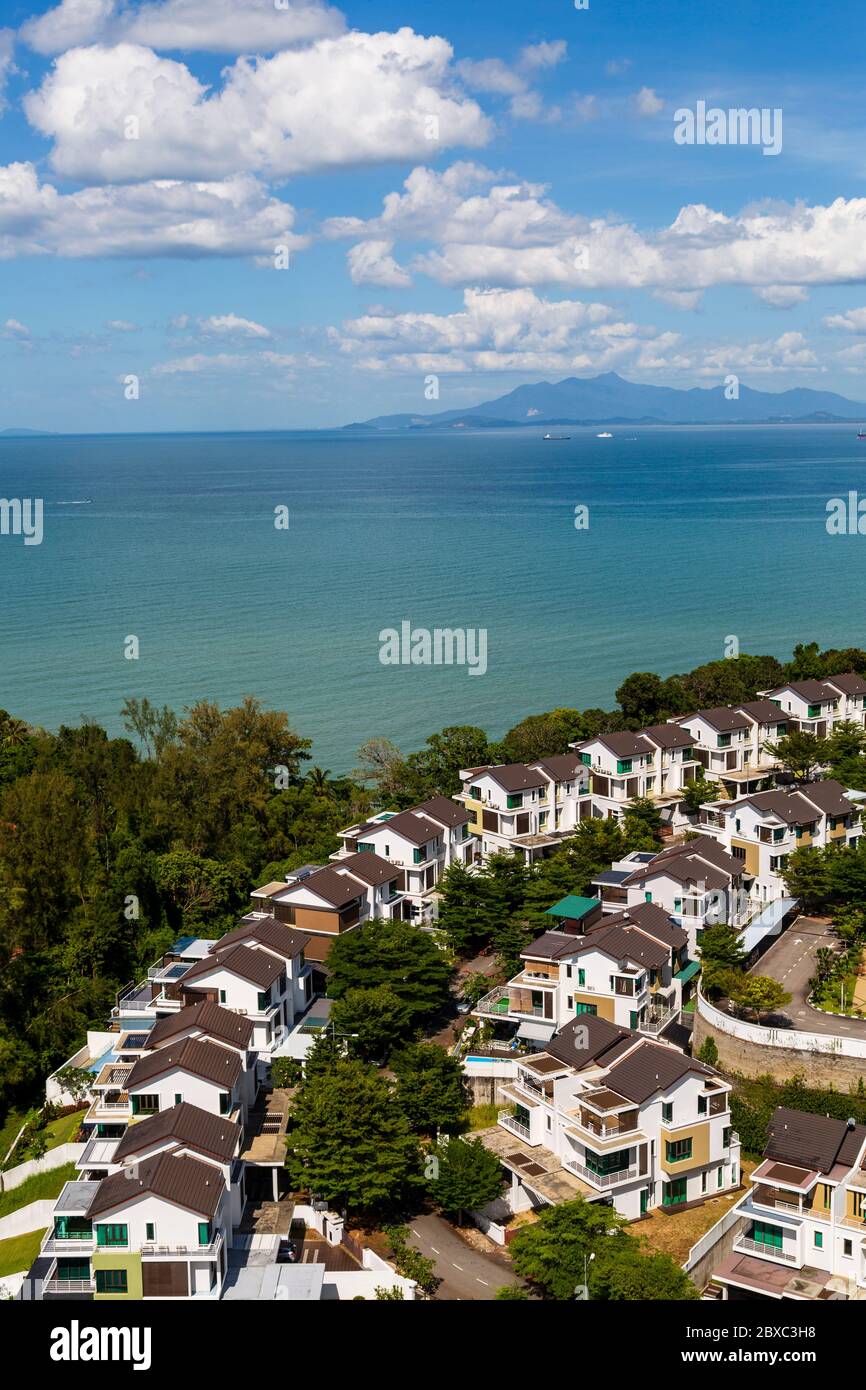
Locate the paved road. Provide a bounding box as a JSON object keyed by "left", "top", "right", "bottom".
{"left": 752, "top": 915, "right": 866, "bottom": 1038}
{"left": 407, "top": 1212, "right": 520, "bottom": 1300}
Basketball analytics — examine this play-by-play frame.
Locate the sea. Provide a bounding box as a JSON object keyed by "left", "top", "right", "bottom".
{"left": 1, "top": 423, "right": 865, "bottom": 772}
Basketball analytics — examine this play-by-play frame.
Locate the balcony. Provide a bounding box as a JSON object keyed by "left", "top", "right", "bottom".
{"left": 568, "top": 1111, "right": 640, "bottom": 1143}
{"left": 638, "top": 1004, "right": 677, "bottom": 1036}
{"left": 474, "top": 985, "right": 512, "bottom": 1018}
{"left": 498, "top": 1111, "right": 532, "bottom": 1143}
{"left": 42, "top": 1233, "right": 96, "bottom": 1255}
{"left": 44, "top": 1275, "right": 95, "bottom": 1295}
{"left": 141, "top": 1231, "right": 223, "bottom": 1260}
{"left": 563, "top": 1157, "right": 638, "bottom": 1188}
{"left": 735, "top": 1236, "right": 798, "bottom": 1264}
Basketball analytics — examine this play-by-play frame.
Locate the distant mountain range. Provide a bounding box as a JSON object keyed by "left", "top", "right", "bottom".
{"left": 345, "top": 372, "right": 866, "bottom": 431}
{"left": 0, "top": 428, "right": 54, "bottom": 437}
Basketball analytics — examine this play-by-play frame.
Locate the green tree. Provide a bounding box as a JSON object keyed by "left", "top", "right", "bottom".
{"left": 680, "top": 776, "right": 718, "bottom": 816}
{"left": 697, "top": 1036, "right": 718, "bottom": 1066}
{"left": 498, "top": 709, "right": 582, "bottom": 762}
{"left": 326, "top": 919, "right": 453, "bottom": 1031}
{"left": 286, "top": 1058, "right": 421, "bottom": 1212}
{"left": 783, "top": 845, "right": 831, "bottom": 910}
{"left": 510, "top": 1199, "right": 626, "bottom": 1300}
{"left": 698, "top": 923, "right": 746, "bottom": 988}
{"left": 428, "top": 1136, "right": 503, "bottom": 1222}
{"left": 736, "top": 975, "right": 792, "bottom": 1023}
{"left": 392, "top": 1043, "right": 467, "bottom": 1137}
{"left": 592, "top": 1244, "right": 699, "bottom": 1300}
{"left": 615, "top": 672, "right": 666, "bottom": 724}
{"left": 437, "top": 860, "right": 500, "bottom": 956}
{"left": 330, "top": 986, "right": 407, "bottom": 1062}
{"left": 494, "top": 1284, "right": 530, "bottom": 1300}
{"left": 764, "top": 730, "right": 828, "bottom": 782}
{"left": 622, "top": 796, "right": 663, "bottom": 846}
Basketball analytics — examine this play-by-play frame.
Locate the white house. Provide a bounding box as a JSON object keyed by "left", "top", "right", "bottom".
{"left": 331, "top": 797, "right": 474, "bottom": 919}
{"left": 616, "top": 834, "right": 751, "bottom": 953}
{"left": 456, "top": 756, "right": 593, "bottom": 863}
{"left": 477, "top": 1016, "right": 739, "bottom": 1222}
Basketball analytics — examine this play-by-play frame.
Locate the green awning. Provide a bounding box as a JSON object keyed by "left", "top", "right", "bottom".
{"left": 544, "top": 895, "right": 599, "bottom": 921}
{"left": 675, "top": 960, "right": 702, "bottom": 984}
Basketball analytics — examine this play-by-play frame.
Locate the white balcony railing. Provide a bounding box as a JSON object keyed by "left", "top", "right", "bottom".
{"left": 735, "top": 1236, "right": 798, "bottom": 1264}
{"left": 564, "top": 1158, "right": 638, "bottom": 1188}
{"left": 498, "top": 1112, "right": 531, "bottom": 1142}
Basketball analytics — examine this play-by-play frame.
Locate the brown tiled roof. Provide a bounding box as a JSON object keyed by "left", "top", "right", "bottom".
{"left": 603, "top": 1041, "right": 714, "bottom": 1104}
{"left": 598, "top": 902, "right": 688, "bottom": 951}
{"left": 413, "top": 796, "right": 471, "bottom": 827}
{"left": 735, "top": 699, "right": 792, "bottom": 724}
{"left": 337, "top": 851, "right": 400, "bottom": 887}
{"left": 578, "top": 732, "right": 650, "bottom": 759}
{"left": 521, "top": 931, "right": 586, "bottom": 961}
{"left": 765, "top": 679, "right": 836, "bottom": 703}
{"left": 113, "top": 1102, "right": 241, "bottom": 1164}
{"left": 530, "top": 754, "right": 586, "bottom": 781}
{"left": 639, "top": 724, "right": 694, "bottom": 750}
{"left": 181, "top": 941, "right": 284, "bottom": 989}
{"left": 766, "top": 1106, "right": 866, "bottom": 1174}
{"left": 209, "top": 916, "right": 308, "bottom": 960}
{"left": 545, "top": 1014, "right": 636, "bottom": 1070}
{"left": 796, "top": 780, "right": 857, "bottom": 819}
{"left": 275, "top": 865, "right": 366, "bottom": 908}
{"left": 127, "top": 1037, "right": 242, "bottom": 1092}
{"left": 677, "top": 707, "right": 751, "bottom": 733}
{"left": 824, "top": 672, "right": 866, "bottom": 697}
{"left": 587, "top": 923, "right": 670, "bottom": 970}
{"left": 476, "top": 764, "right": 547, "bottom": 793}
{"left": 731, "top": 781, "right": 854, "bottom": 826}
{"left": 87, "top": 1151, "right": 224, "bottom": 1219}
{"left": 147, "top": 1001, "right": 254, "bottom": 1052}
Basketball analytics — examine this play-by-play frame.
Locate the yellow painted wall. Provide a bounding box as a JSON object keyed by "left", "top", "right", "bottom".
{"left": 572, "top": 992, "right": 615, "bottom": 1022}
{"left": 731, "top": 838, "right": 759, "bottom": 876}
{"left": 93, "top": 1249, "right": 143, "bottom": 1301}
{"left": 659, "top": 1121, "right": 710, "bottom": 1174}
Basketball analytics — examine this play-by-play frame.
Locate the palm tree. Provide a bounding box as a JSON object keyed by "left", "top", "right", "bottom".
{"left": 306, "top": 766, "right": 333, "bottom": 797}
{"left": 1, "top": 716, "right": 30, "bottom": 747}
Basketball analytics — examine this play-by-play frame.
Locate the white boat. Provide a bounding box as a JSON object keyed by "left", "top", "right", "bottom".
{"left": 543, "top": 433, "right": 571, "bottom": 440}
{"left": 596, "top": 431, "right": 613, "bottom": 438}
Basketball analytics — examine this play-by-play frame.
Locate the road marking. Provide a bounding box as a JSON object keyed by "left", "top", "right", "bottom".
{"left": 430, "top": 1246, "right": 439, "bottom": 1254}
{"left": 452, "top": 1263, "right": 464, "bottom": 1271}
{"left": 411, "top": 1228, "right": 421, "bottom": 1238}
{"left": 476, "top": 1277, "right": 489, "bottom": 1286}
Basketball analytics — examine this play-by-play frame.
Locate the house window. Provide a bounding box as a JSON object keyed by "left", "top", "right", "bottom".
{"left": 580, "top": 753, "right": 592, "bottom": 765}
{"left": 219, "top": 1093, "right": 231, "bottom": 1114}
{"left": 662, "top": 1178, "right": 687, "bottom": 1207}
{"left": 723, "top": 1127, "right": 732, "bottom": 1148}
{"left": 257, "top": 991, "right": 271, "bottom": 1010}
{"left": 198, "top": 1222, "right": 212, "bottom": 1246}
{"left": 130, "top": 1094, "right": 158, "bottom": 1116}
{"left": 644, "top": 891, "right": 653, "bottom": 903}
{"left": 96, "top": 1224, "right": 128, "bottom": 1247}
{"left": 773, "top": 828, "right": 785, "bottom": 842}
{"left": 750, "top": 1220, "right": 783, "bottom": 1250}
{"left": 844, "top": 1239, "right": 853, "bottom": 1257}
{"left": 357, "top": 842, "right": 375, "bottom": 853}
{"left": 95, "top": 1269, "right": 128, "bottom": 1294}
{"left": 174, "top": 1093, "right": 182, "bottom": 1106}
{"left": 701, "top": 1171, "right": 708, "bottom": 1193}
{"left": 673, "top": 898, "right": 682, "bottom": 914}
{"left": 662, "top": 1102, "right": 673, "bottom": 1123}
{"left": 584, "top": 1147, "right": 631, "bottom": 1177}
{"left": 566, "top": 996, "right": 573, "bottom": 1010}
{"left": 717, "top": 1166, "right": 723, "bottom": 1188}
{"left": 470, "top": 786, "right": 482, "bottom": 798}
{"left": 665, "top": 1137, "right": 692, "bottom": 1164}
{"left": 577, "top": 968, "right": 585, "bottom": 986}
{"left": 698, "top": 1096, "right": 707, "bottom": 1116}
{"left": 507, "top": 794, "right": 523, "bottom": 810}
{"left": 718, "top": 734, "right": 731, "bottom": 748}
{"left": 617, "top": 759, "right": 632, "bottom": 775}
{"left": 413, "top": 848, "right": 426, "bottom": 864}
{"left": 575, "top": 1002, "right": 597, "bottom": 1016}
{"left": 814, "top": 1230, "right": 823, "bottom": 1249}
{"left": 145, "top": 1223, "right": 155, "bottom": 1242}
{"left": 219, "top": 990, "right": 227, "bottom": 1004}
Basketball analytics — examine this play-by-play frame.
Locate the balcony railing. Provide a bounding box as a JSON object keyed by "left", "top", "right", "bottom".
{"left": 564, "top": 1157, "right": 638, "bottom": 1188}
{"left": 42, "top": 1234, "right": 96, "bottom": 1254}
{"left": 474, "top": 985, "right": 511, "bottom": 1017}
{"left": 141, "top": 1233, "right": 222, "bottom": 1258}
{"left": 498, "top": 1111, "right": 531, "bottom": 1142}
{"left": 44, "top": 1277, "right": 95, "bottom": 1294}
{"left": 638, "top": 1005, "right": 677, "bottom": 1036}
{"left": 735, "top": 1236, "right": 798, "bottom": 1264}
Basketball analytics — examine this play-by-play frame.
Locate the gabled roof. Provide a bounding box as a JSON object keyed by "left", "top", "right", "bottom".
{"left": 764, "top": 679, "right": 836, "bottom": 703}
{"left": 211, "top": 916, "right": 308, "bottom": 960}
{"left": 413, "top": 796, "right": 470, "bottom": 828}
{"left": 796, "top": 780, "right": 858, "bottom": 819}
{"left": 728, "top": 780, "right": 854, "bottom": 826}
{"left": 87, "top": 1151, "right": 224, "bottom": 1220}
{"left": 577, "top": 732, "right": 650, "bottom": 759}
{"left": 336, "top": 851, "right": 401, "bottom": 887}
{"left": 603, "top": 1041, "right": 715, "bottom": 1104}
{"left": 734, "top": 699, "right": 792, "bottom": 724}
{"left": 598, "top": 901, "right": 688, "bottom": 951}
{"left": 469, "top": 764, "right": 547, "bottom": 793}
{"left": 522, "top": 922, "right": 669, "bottom": 971}
{"left": 113, "top": 1102, "right": 241, "bottom": 1165}
{"left": 521, "top": 930, "right": 587, "bottom": 961}
{"left": 127, "top": 1036, "right": 242, "bottom": 1092}
{"left": 181, "top": 941, "right": 284, "bottom": 989}
{"left": 353, "top": 809, "right": 442, "bottom": 845}
{"left": 529, "top": 754, "right": 586, "bottom": 781}
{"left": 545, "top": 1014, "right": 636, "bottom": 1071}
{"left": 676, "top": 707, "right": 751, "bottom": 733}
{"left": 620, "top": 838, "right": 737, "bottom": 892}
{"left": 639, "top": 723, "right": 694, "bottom": 750}
{"left": 275, "top": 864, "right": 367, "bottom": 907}
{"left": 765, "top": 1106, "right": 866, "bottom": 1175}
{"left": 824, "top": 672, "right": 866, "bottom": 697}
{"left": 147, "top": 1000, "right": 254, "bottom": 1052}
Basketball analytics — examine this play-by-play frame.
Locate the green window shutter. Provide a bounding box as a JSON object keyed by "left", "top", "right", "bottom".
{"left": 146, "top": 1223, "right": 155, "bottom": 1241}
{"left": 580, "top": 753, "right": 591, "bottom": 765}
{"left": 96, "top": 1224, "right": 128, "bottom": 1247}
{"left": 174, "top": 1093, "right": 182, "bottom": 1106}
{"left": 577, "top": 968, "right": 585, "bottom": 986}
{"left": 95, "top": 1268, "right": 128, "bottom": 1294}
{"left": 258, "top": 991, "right": 269, "bottom": 1010}
{"left": 673, "top": 898, "right": 682, "bottom": 914}
{"left": 814, "top": 1230, "right": 823, "bottom": 1248}
{"left": 617, "top": 759, "right": 632, "bottom": 775}
{"left": 644, "top": 891, "right": 652, "bottom": 903}
{"left": 413, "top": 848, "right": 423, "bottom": 864}
{"left": 219, "top": 990, "right": 226, "bottom": 1003}
{"left": 199, "top": 1222, "right": 212, "bottom": 1246}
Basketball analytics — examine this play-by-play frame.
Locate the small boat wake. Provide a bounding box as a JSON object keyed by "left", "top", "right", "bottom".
{"left": 55, "top": 499, "right": 93, "bottom": 505}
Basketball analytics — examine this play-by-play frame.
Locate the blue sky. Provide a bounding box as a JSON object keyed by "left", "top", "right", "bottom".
{"left": 1, "top": 0, "right": 865, "bottom": 430}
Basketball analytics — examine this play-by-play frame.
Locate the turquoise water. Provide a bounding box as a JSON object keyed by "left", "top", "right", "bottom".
{"left": 1, "top": 424, "right": 865, "bottom": 771}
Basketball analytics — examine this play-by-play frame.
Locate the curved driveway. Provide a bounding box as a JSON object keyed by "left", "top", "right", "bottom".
{"left": 752, "top": 916, "right": 866, "bottom": 1039}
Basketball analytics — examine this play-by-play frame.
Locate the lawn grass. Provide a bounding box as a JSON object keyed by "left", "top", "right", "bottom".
{"left": 0, "top": 1162, "right": 77, "bottom": 1220}
{"left": 467, "top": 1102, "right": 499, "bottom": 1131}
{"left": 42, "top": 1109, "right": 86, "bottom": 1151}
{"left": 0, "top": 1109, "right": 26, "bottom": 1163}
{"left": 632, "top": 1156, "right": 756, "bottom": 1265}
{"left": 0, "top": 1228, "right": 46, "bottom": 1278}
